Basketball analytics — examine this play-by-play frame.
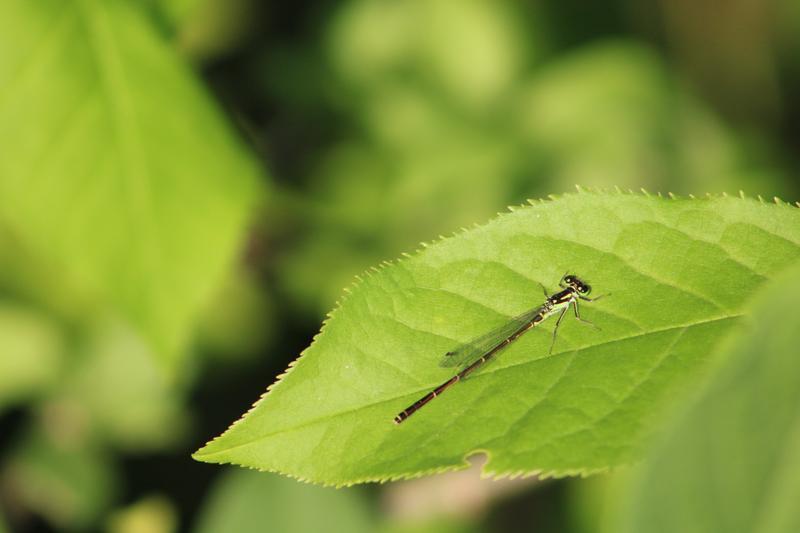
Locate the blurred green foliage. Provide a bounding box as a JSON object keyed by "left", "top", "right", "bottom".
{"left": 194, "top": 467, "right": 486, "bottom": 533}
{"left": 616, "top": 265, "right": 800, "bottom": 533}
{"left": 271, "top": 0, "right": 791, "bottom": 315}
{"left": 0, "top": 304, "right": 64, "bottom": 410}
{"left": 57, "top": 320, "right": 187, "bottom": 450}
{"left": 193, "top": 468, "right": 374, "bottom": 533}
{"left": 4, "top": 422, "right": 118, "bottom": 530}
{"left": 0, "top": 0, "right": 799, "bottom": 531}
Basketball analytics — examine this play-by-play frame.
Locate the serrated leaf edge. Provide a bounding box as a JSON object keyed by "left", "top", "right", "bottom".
{"left": 193, "top": 188, "right": 797, "bottom": 485}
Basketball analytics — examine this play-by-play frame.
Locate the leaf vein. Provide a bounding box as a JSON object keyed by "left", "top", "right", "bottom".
{"left": 195, "top": 315, "right": 737, "bottom": 459}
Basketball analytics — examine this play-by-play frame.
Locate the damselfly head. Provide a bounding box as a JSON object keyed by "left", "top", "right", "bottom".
{"left": 563, "top": 274, "right": 592, "bottom": 295}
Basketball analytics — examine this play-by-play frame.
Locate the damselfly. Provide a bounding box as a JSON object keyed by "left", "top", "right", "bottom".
{"left": 393, "top": 274, "right": 606, "bottom": 424}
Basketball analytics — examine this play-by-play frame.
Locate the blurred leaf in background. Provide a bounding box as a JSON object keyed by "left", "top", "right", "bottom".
{"left": 193, "top": 468, "right": 375, "bottom": 533}
{"left": 0, "top": 0, "right": 262, "bottom": 370}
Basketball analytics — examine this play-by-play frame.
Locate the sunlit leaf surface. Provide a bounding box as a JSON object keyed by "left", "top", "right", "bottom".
{"left": 195, "top": 192, "right": 800, "bottom": 484}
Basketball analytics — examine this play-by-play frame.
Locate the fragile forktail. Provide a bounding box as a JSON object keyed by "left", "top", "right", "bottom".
{"left": 393, "top": 274, "right": 606, "bottom": 424}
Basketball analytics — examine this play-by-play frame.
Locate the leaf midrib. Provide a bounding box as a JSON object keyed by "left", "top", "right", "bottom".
{"left": 195, "top": 313, "right": 738, "bottom": 459}
{"left": 77, "top": 0, "right": 163, "bottom": 300}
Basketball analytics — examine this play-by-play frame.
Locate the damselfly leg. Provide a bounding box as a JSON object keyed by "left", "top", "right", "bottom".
{"left": 549, "top": 306, "right": 569, "bottom": 354}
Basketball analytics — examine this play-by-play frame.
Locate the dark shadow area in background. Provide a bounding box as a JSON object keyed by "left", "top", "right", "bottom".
{"left": 202, "top": 0, "right": 344, "bottom": 188}
{"left": 485, "top": 479, "right": 573, "bottom": 533}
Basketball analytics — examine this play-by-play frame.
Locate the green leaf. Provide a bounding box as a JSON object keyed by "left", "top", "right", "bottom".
{"left": 194, "top": 191, "right": 800, "bottom": 485}
{"left": 193, "top": 468, "right": 375, "bottom": 533}
{"left": 0, "top": 0, "right": 261, "bottom": 367}
{"left": 616, "top": 264, "right": 800, "bottom": 533}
